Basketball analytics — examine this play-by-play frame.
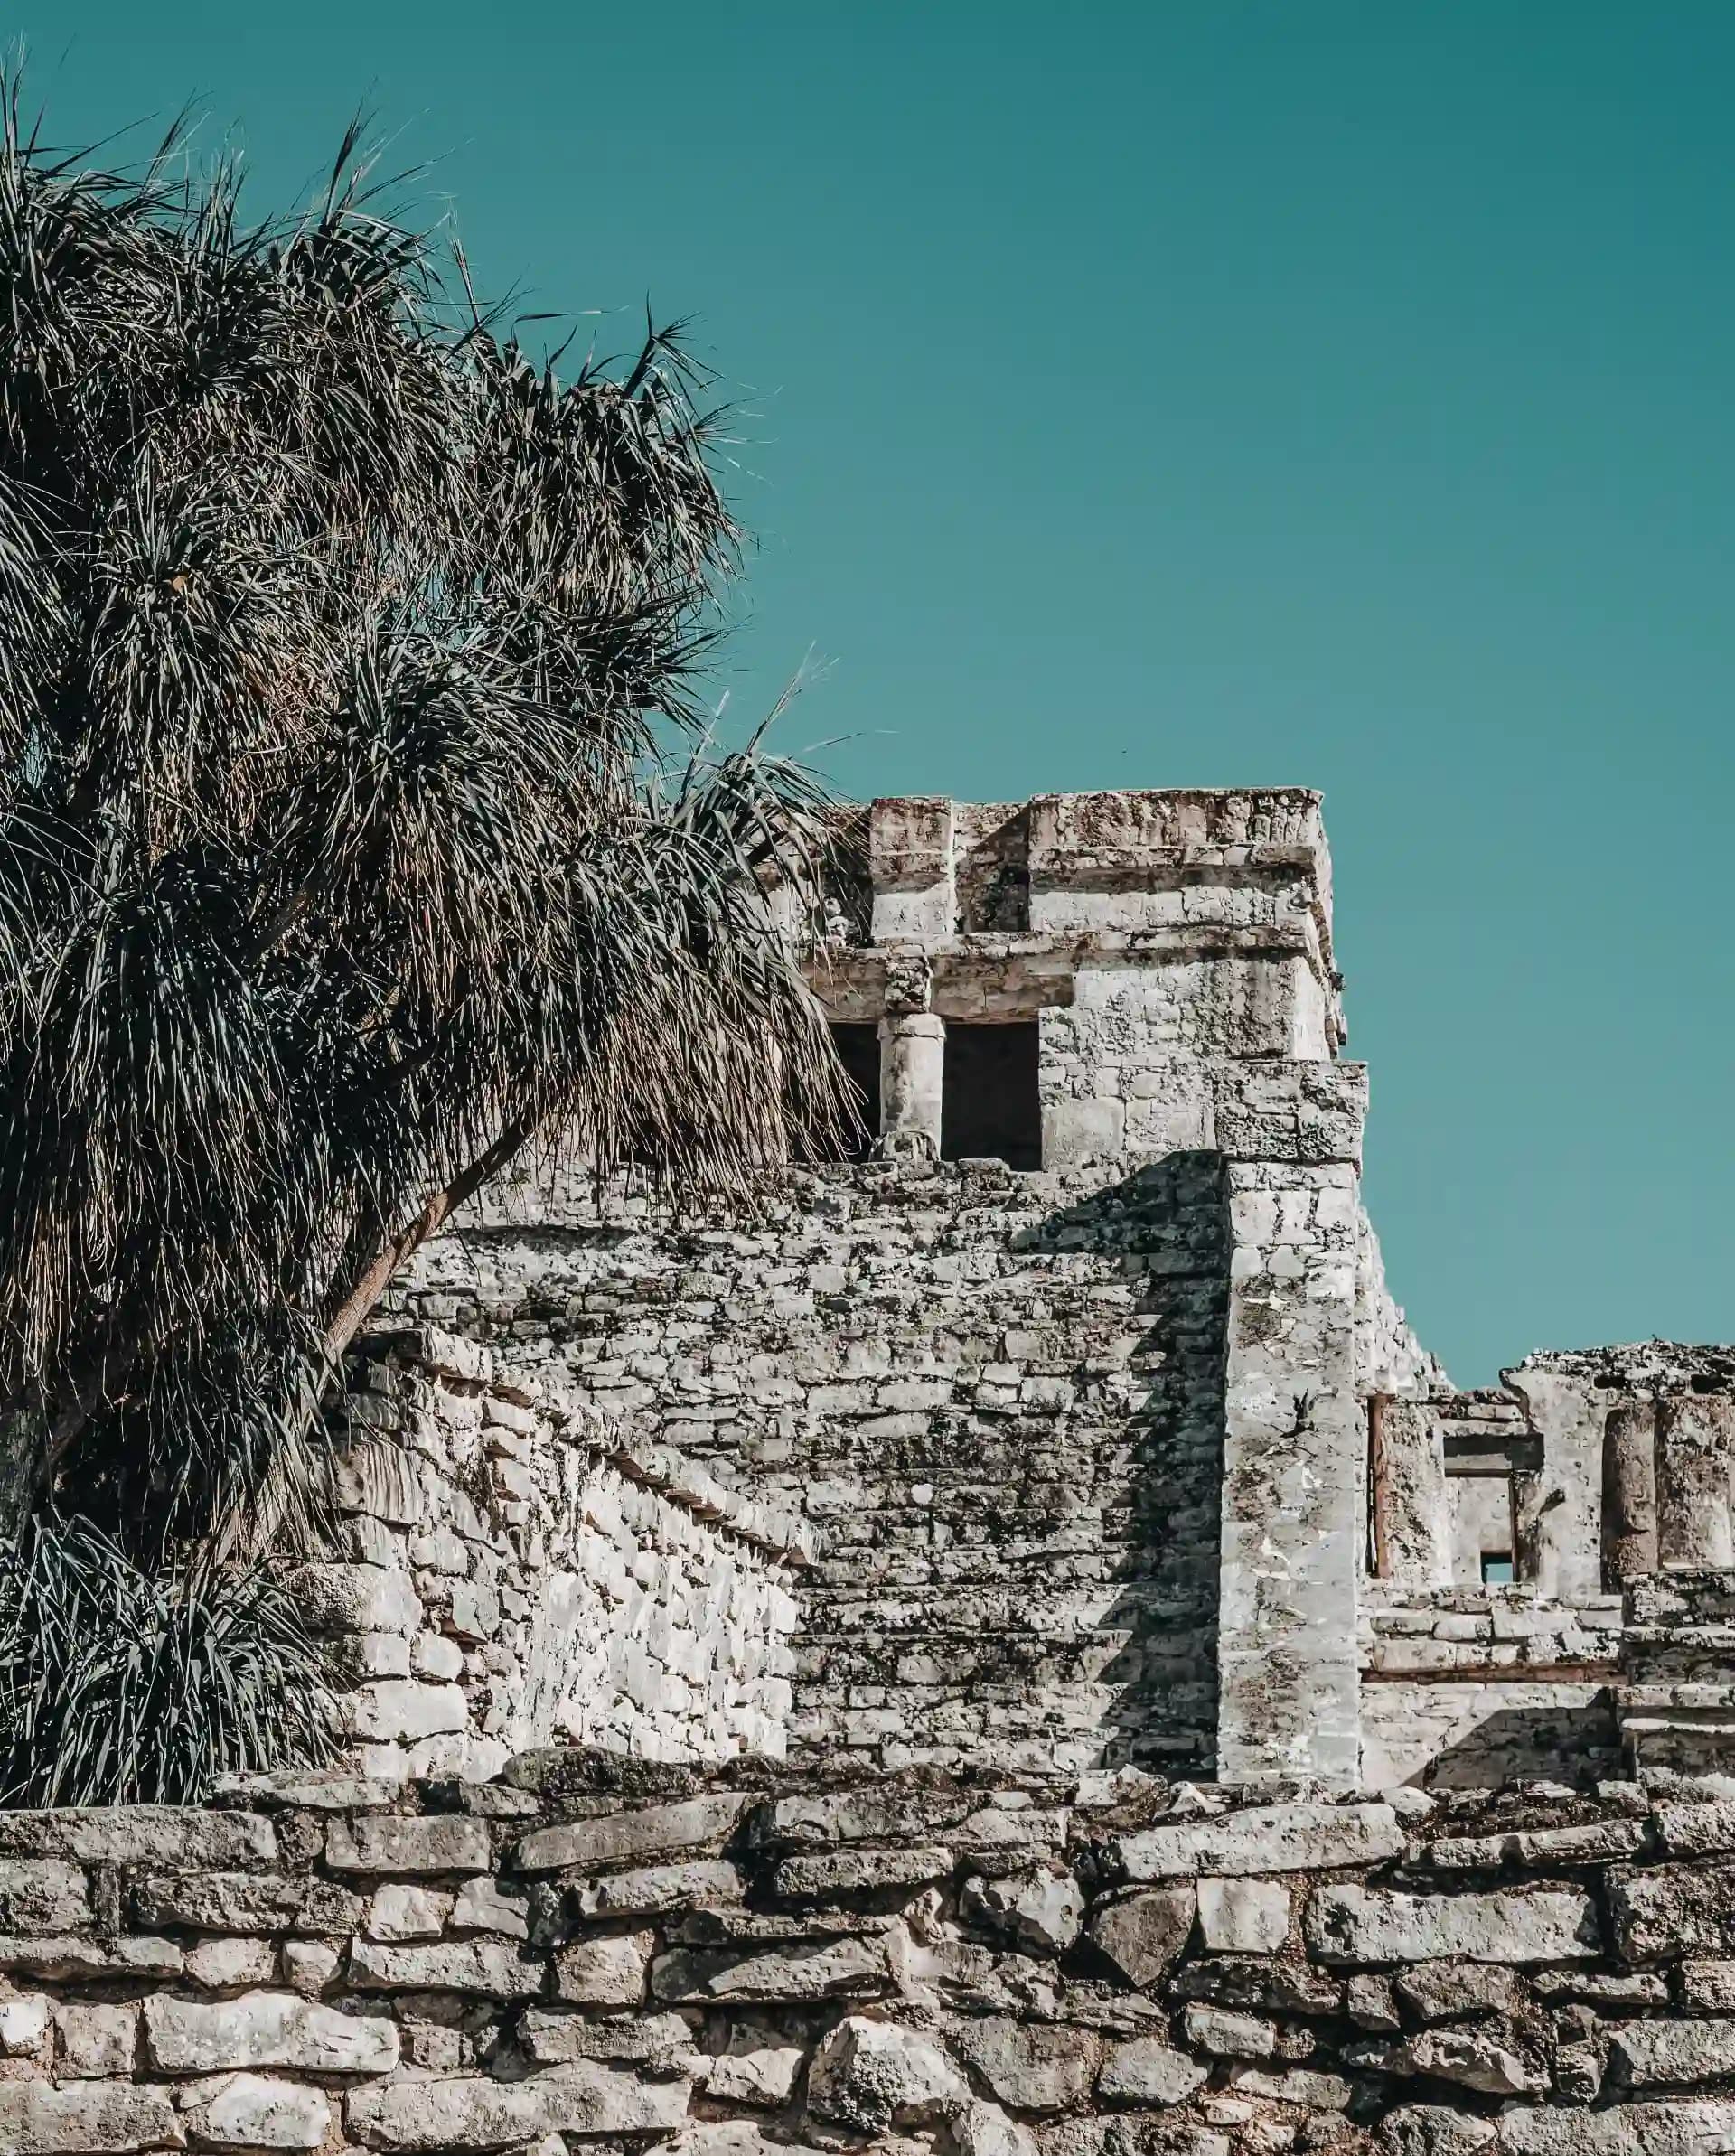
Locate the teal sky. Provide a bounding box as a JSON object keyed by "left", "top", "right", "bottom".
{"left": 16, "top": 3, "right": 1733, "bottom": 1383}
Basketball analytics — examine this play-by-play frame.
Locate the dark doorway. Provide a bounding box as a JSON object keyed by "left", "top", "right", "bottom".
{"left": 942, "top": 1020, "right": 1041, "bottom": 1169}
{"left": 829, "top": 1024, "right": 880, "bottom": 1160}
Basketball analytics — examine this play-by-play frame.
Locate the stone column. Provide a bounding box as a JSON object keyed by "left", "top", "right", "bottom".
{"left": 877, "top": 1014, "right": 944, "bottom": 1159}
{"left": 1217, "top": 1157, "right": 1365, "bottom": 1790}
{"left": 1657, "top": 1392, "right": 1735, "bottom": 1570}
{"left": 1601, "top": 1401, "right": 1658, "bottom": 1585}
{"left": 1370, "top": 1396, "right": 1454, "bottom": 1590}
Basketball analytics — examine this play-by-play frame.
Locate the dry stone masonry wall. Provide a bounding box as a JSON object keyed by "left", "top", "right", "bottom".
{"left": 307, "top": 1327, "right": 807, "bottom": 1780}
{"left": 13, "top": 1763, "right": 1735, "bottom": 2154}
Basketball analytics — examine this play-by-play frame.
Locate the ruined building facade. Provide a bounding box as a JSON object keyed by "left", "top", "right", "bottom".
{"left": 12, "top": 791, "right": 1735, "bottom": 2156}
{"left": 332, "top": 787, "right": 1733, "bottom": 1796}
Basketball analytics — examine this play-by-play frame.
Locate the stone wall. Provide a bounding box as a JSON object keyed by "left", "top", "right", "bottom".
{"left": 396, "top": 1156, "right": 1233, "bottom": 1782}
{"left": 307, "top": 1327, "right": 808, "bottom": 1782}
{"left": 14, "top": 1764, "right": 1735, "bottom": 2152}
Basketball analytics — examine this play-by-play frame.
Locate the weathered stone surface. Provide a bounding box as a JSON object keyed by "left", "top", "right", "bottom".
{"left": 1393, "top": 1962, "right": 1524, "bottom": 2022}
{"left": 1609, "top": 2015, "right": 1735, "bottom": 2088}
{"left": 450, "top": 1875, "right": 530, "bottom": 1937}
{"left": 1180, "top": 2006, "right": 1277, "bottom": 2059}
{"left": 0, "top": 1991, "right": 49, "bottom": 2053}
{"left": 515, "top": 1795, "right": 745, "bottom": 1874}
{"left": 186, "top": 1936, "right": 277, "bottom": 1988}
{"left": 143, "top": 1990, "right": 400, "bottom": 2074}
{"left": 132, "top": 1871, "right": 363, "bottom": 1936}
{"left": 808, "top": 2014, "right": 969, "bottom": 2132}
{"left": 1398, "top": 2024, "right": 1547, "bottom": 2095}
{"left": 1196, "top": 1877, "right": 1290, "bottom": 1954}
{"left": 1655, "top": 1800, "right": 1735, "bottom": 1860}
{"left": 348, "top": 1936, "right": 546, "bottom": 1997}
{"left": 952, "top": 2015, "right": 1102, "bottom": 2113}
{"left": 652, "top": 1933, "right": 897, "bottom": 2002}
{"left": 1097, "top": 2035, "right": 1210, "bottom": 2106}
{"left": 349, "top": 1679, "right": 469, "bottom": 1742}
{"left": 704, "top": 2047, "right": 802, "bottom": 2107}
{"left": 1497, "top": 2102, "right": 1735, "bottom": 2152}
{"left": 552, "top": 1929, "right": 653, "bottom": 2005}
{"left": 1307, "top": 1886, "right": 1599, "bottom": 1965}
{"left": 0, "top": 1860, "right": 91, "bottom": 1935}
{"left": 1427, "top": 1822, "right": 1647, "bottom": 1870}
{"left": 283, "top": 1561, "right": 422, "bottom": 1638}
{"left": 576, "top": 1860, "right": 745, "bottom": 1917}
{"left": 177, "top": 2073, "right": 332, "bottom": 2151}
{"left": 1171, "top": 1954, "right": 1344, "bottom": 2015}
{"left": 751, "top": 1787, "right": 972, "bottom": 1850}
{"left": 771, "top": 1844, "right": 952, "bottom": 1899}
{"left": 1609, "top": 1867, "right": 1735, "bottom": 1963}
{"left": 345, "top": 2065, "right": 691, "bottom": 2150}
{"left": 326, "top": 1814, "right": 492, "bottom": 1875}
{"left": 1114, "top": 1804, "right": 1403, "bottom": 1880}
{"left": 1382, "top": 2107, "right": 1497, "bottom": 2154}
{"left": 520, "top": 2008, "right": 697, "bottom": 2069}
{"left": 55, "top": 2001, "right": 138, "bottom": 2077}
{"left": 1087, "top": 1887, "right": 1196, "bottom": 1987}
{"left": 1228, "top": 2063, "right": 1352, "bottom": 2110}
{"left": 364, "top": 1881, "right": 453, "bottom": 1940}
{"left": 961, "top": 1868, "right": 1085, "bottom": 1955}
{"left": 281, "top": 1940, "right": 342, "bottom": 1997}
{"left": 0, "top": 2082, "right": 184, "bottom": 2154}
{"left": 0, "top": 1808, "right": 275, "bottom": 1868}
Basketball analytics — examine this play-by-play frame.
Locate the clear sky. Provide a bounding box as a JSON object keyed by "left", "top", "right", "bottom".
{"left": 16, "top": 3, "right": 1733, "bottom": 1382}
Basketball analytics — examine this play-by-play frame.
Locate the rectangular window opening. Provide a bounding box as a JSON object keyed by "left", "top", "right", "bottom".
{"left": 826, "top": 1023, "right": 880, "bottom": 1162}
{"left": 941, "top": 1020, "right": 1041, "bottom": 1171}
{"left": 1480, "top": 1552, "right": 1515, "bottom": 1586}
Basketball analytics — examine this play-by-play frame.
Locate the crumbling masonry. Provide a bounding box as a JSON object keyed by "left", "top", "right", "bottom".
{"left": 5, "top": 788, "right": 1735, "bottom": 2155}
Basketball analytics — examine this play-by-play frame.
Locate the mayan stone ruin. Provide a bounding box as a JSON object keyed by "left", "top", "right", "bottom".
{"left": 5, "top": 786, "right": 1735, "bottom": 2156}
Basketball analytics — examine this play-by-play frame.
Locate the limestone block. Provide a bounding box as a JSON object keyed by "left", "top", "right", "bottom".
{"left": 348, "top": 1937, "right": 545, "bottom": 1997}
{"left": 652, "top": 1934, "right": 897, "bottom": 2004}
{"left": 411, "top": 1632, "right": 465, "bottom": 1680}
{"left": 952, "top": 2015, "right": 1102, "bottom": 2113}
{"left": 0, "top": 2081, "right": 184, "bottom": 2153}
{"left": 0, "top": 1860, "right": 91, "bottom": 1935}
{"left": 1228, "top": 2064, "right": 1351, "bottom": 2109}
{"left": 348, "top": 1679, "right": 467, "bottom": 1742}
{"left": 176, "top": 2073, "right": 332, "bottom": 2151}
{"left": 54, "top": 2001, "right": 137, "bottom": 2076}
{"left": 552, "top": 1929, "right": 653, "bottom": 2006}
{"left": 575, "top": 1860, "right": 746, "bottom": 1917}
{"left": 771, "top": 1844, "right": 953, "bottom": 1898}
{"left": 280, "top": 1940, "right": 341, "bottom": 1996}
{"left": 143, "top": 1991, "right": 400, "bottom": 2074}
{"left": 1393, "top": 1962, "right": 1523, "bottom": 2022}
{"left": 1196, "top": 1878, "right": 1290, "bottom": 1954}
{"left": 1609, "top": 2016, "right": 1735, "bottom": 2088}
{"left": 1087, "top": 1886, "right": 1196, "bottom": 1987}
{"left": 1397, "top": 2025, "right": 1547, "bottom": 2095}
{"left": 960, "top": 1867, "right": 1084, "bottom": 1955}
{"left": 187, "top": 1938, "right": 277, "bottom": 1989}
{"left": 365, "top": 1882, "right": 453, "bottom": 1940}
{"left": 1096, "top": 2035, "right": 1211, "bottom": 2106}
{"left": 344, "top": 2064, "right": 692, "bottom": 2150}
{"left": 1115, "top": 1803, "right": 1402, "bottom": 1880}
{"left": 1180, "top": 2007, "right": 1277, "bottom": 2060}
{"left": 707, "top": 2047, "right": 804, "bottom": 2105}
{"left": 0, "top": 1808, "right": 275, "bottom": 1868}
{"left": 1498, "top": 2104, "right": 1735, "bottom": 2152}
{"left": 326, "top": 1814, "right": 492, "bottom": 1876}
{"left": 808, "top": 2014, "right": 969, "bottom": 2133}
{"left": 450, "top": 1875, "right": 530, "bottom": 1938}
{"left": 284, "top": 1561, "right": 422, "bottom": 1637}
{"left": 516, "top": 1794, "right": 745, "bottom": 1873}
{"left": 0, "top": 1991, "right": 49, "bottom": 2055}
{"left": 1382, "top": 2108, "right": 1497, "bottom": 2154}
{"left": 1306, "top": 1886, "right": 1599, "bottom": 1965}
{"left": 1608, "top": 1867, "right": 1735, "bottom": 1962}
{"left": 131, "top": 1871, "right": 363, "bottom": 1936}
{"left": 519, "top": 2007, "right": 696, "bottom": 2068}
{"left": 949, "top": 2101, "right": 1039, "bottom": 2156}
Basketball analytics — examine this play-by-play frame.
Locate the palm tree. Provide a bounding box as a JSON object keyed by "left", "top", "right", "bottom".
{"left": 0, "top": 89, "right": 848, "bottom": 1798}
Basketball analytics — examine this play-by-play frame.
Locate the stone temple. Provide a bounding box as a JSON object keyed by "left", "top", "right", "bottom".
{"left": 9, "top": 787, "right": 1735, "bottom": 2156}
